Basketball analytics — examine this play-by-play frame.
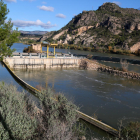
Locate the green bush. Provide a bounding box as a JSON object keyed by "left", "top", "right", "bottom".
{"left": 83, "top": 47, "right": 91, "bottom": 51}
{"left": 0, "top": 82, "right": 85, "bottom": 140}
{"left": 0, "top": 82, "right": 37, "bottom": 140}
{"left": 35, "top": 88, "right": 84, "bottom": 139}
{"left": 28, "top": 39, "right": 34, "bottom": 44}
{"left": 121, "top": 121, "right": 140, "bottom": 139}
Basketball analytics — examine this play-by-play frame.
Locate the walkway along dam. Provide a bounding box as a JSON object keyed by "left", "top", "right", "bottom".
{"left": 2, "top": 54, "right": 119, "bottom": 137}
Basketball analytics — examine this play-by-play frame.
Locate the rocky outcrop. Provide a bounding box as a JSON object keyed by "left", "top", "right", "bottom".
{"left": 73, "top": 26, "right": 93, "bottom": 35}
{"left": 130, "top": 42, "right": 140, "bottom": 52}
{"left": 138, "top": 24, "right": 140, "bottom": 30}
{"left": 40, "top": 2, "right": 140, "bottom": 49}
{"left": 53, "top": 29, "right": 68, "bottom": 40}
{"left": 38, "top": 31, "right": 56, "bottom": 42}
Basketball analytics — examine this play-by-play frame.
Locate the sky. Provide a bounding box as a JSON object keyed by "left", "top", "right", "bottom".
{"left": 3, "top": 0, "right": 140, "bottom": 32}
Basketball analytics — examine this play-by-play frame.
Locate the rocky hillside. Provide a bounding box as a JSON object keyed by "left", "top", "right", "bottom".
{"left": 40, "top": 3, "right": 140, "bottom": 51}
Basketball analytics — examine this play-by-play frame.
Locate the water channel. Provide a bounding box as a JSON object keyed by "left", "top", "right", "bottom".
{"left": 2, "top": 43, "right": 140, "bottom": 139}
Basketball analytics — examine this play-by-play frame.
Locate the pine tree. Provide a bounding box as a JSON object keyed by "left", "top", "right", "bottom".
{"left": 0, "top": 0, "right": 20, "bottom": 60}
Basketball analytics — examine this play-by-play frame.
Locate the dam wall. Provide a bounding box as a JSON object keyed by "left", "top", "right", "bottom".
{"left": 4, "top": 58, "right": 80, "bottom": 69}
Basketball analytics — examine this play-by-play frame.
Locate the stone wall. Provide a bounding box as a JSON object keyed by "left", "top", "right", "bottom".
{"left": 5, "top": 58, "right": 80, "bottom": 69}
{"left": 98, "top": 67, "right": 140, "bottom": 79}
{"left": 79, "top": 59, "right": 100, "bottom": 70}
{"left": 79, "top": 59, "right": 140, "bottom": 80}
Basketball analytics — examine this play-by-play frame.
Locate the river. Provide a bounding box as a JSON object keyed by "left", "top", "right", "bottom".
{"left": 2, "top": 43, "right": 140, "bottom": 139}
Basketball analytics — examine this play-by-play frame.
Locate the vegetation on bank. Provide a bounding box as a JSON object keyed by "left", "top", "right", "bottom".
{"left": 1, "top": 82, "right": 140, "bottom": 140}
{"left": 120, "top": 121, "right": 140, "bottom": 139}
{"left": 52, "top": 44, "right": 140, "bottom": 56}
{"left": 21, "top": 42, "right": 140, "bottom": 57}
{"left": 23, "top": 46, "right": 37, "bottom": 53}
{"left": 0, "top": 82, "right": 86, "bottom": 140}
{"left": 18, "top": 38, "right": 40, "bottom": 45}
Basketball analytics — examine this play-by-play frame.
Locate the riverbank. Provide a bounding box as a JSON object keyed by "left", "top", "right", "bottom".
{"left": 79, "top": 59, "right": 140, "bottom": 80}
{"left": 16, "top": 42, "right": 140, "bottom": 57}
{"left": 55, "top": 44, "right": 140, "bottom": 57}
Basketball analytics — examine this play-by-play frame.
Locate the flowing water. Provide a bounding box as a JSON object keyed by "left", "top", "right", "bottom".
{"left": 13, "top": 67, "right": 140, "bottom": 129}
{"left": 1, "top": 43, "right": 140, "bottom": 139}
{"left": 0, "top": 61, "right": 40, "bottom": 106}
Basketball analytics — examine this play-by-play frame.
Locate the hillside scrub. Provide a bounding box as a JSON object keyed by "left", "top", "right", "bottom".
{"left": 0, "top": 82, "right": 85, "bottom": 140}
{"left": 120, "top": 121, "right": 140, "bottom": 139}
{"left": 43, "top": 2, "right": 140, "bottom": 51}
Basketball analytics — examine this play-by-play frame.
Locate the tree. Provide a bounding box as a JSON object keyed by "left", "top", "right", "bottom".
{"left": 0, "top": 0, "right": 20, "bottom": 60}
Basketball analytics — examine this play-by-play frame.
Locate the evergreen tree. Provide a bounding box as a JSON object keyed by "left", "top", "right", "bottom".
{"left": 0, "top": 0, "right": 20, "bottom": 60}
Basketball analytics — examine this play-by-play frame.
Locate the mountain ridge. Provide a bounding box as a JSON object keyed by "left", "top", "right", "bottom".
{"left": 39, "top": 2, "right": 140, "bottom": 51}
{"left": 19, "top": 30, "right": 48, "bottom": 35}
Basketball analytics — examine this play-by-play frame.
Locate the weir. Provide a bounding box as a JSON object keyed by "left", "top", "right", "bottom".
{"left": 3, "top": 59, "right": 119, "bottom": 137}
{"left": 4, "top": 52, "right": 82, "bottom": 69}
{"left": 5, "top": 58, "right": 80, "bottom": 69}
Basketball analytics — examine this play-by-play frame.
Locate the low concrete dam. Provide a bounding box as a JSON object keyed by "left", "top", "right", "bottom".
{"left": 5, "top": 58, "right": 80, "bottom": 69}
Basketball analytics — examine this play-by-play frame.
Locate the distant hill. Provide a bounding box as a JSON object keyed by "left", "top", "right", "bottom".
{"left": 19, "top": 30, "right": 48, "bottom": 35}
{"left": 40, "top": 2, "right": 140, "bottom": 51}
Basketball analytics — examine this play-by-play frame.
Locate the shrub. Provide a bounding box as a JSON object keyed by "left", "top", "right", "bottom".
{"left": 0, "top": 82, "right": 37, "bottom": 140}
{"left": 120, "top": 59, "right": 128, "bottom": 72}
{"left": 0, "top": 82, "right": 85, "bottom": 140}
{"left": 28, "top": 39, "right": 34, "bottom": 44}
{"left": 108, "top": 46, "right": 112, "bottom": 51}
{"left": 135, "top": 49, "right": 140, "bottom": 56}
{"left": 83, "top": 47, "right": 91, "bottom": 51}
{"left": 35, "top": 88, "right": 84, "bottom": 140}
{"left": 121, "top": 121, "right": 140, "bottom": 139}
{"left": 23, "top": 45, "right": 36, "bottom": 53}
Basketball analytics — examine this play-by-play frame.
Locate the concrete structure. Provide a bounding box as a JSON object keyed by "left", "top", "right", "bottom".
{"left": 31, "top": 44, "right": 42, "bottom": 52}
{"left": 11, "top": 52, "right": 74, "bottom": 59}
{"left": 4, "top": 58, "right": 80, "bottom": 69}
{"left": 30, "top": 42, "right": 58, "bottom": 58}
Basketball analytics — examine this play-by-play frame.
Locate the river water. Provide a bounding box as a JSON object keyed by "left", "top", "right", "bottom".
{"left": 0, "top": 62, "right": 39, "bottom": 103}
{"left": 2, "top": 43, "right": 140, "bottom": 138}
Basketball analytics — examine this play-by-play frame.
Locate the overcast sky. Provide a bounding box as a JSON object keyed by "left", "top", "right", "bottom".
{"left": 4, "top": 0, "right": 140, "bottom": 32}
